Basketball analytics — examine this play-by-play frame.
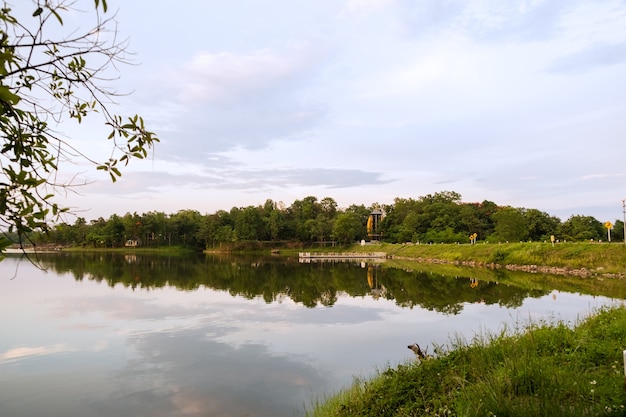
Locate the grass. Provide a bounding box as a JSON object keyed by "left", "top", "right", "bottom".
{"left": 307, "top": 306, "right": 626, "bottom": 417}
{"left": 60, "top": 245, "right": 196, "bottom": 256}
{"left": 348, "top": 242, "right": 626, "bottom": 276}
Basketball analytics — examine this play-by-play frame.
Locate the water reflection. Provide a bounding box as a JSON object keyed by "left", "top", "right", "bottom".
{"left": 113, "top": 328, "right": 327, "bottom": 417}
{"left": 1, "top": 253, "right": 624, "bottom": 417}
{"left": 23, "top": 252, "right": 626, "bottom": 312}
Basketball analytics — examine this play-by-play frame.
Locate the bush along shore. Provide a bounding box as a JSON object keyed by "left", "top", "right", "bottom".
{"left": 307, "top": 306, "right": 626, "bottom": 417}
{"left": 345, "top": 242, "right": 626, "bottom": 278}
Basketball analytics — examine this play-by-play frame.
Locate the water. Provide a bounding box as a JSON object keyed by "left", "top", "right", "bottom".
{"left": 0, "top": 252, "right": 623, "bottom": 417}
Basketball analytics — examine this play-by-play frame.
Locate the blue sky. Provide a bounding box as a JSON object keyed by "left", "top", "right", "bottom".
{"left": 52, "top": 0, "right": 626, "bottom": 222}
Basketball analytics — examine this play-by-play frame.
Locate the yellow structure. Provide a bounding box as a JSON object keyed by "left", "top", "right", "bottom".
{"left": 367, "top": 209, "right": 383, "bottom": 241}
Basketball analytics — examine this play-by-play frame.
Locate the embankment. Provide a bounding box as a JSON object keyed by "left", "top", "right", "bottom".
{"left": 348, "top": 241, "right": 626, "bottom": 278}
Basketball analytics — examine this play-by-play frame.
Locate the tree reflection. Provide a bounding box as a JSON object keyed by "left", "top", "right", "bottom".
{"left": 24, "top": 253, "right": 626, "bottom": 314}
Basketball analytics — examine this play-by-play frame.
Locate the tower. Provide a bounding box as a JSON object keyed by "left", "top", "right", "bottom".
{"left": 367, "top": 209, "right": 383, "bottom": 241}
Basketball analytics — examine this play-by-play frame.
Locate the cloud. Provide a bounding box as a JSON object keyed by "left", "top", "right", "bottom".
{"left": 157, "top": 99, "right": 328, "bottom": 158}
{"left": 469, "top": 0, "right": 575, "bottom": 41}
{"left": 388, "top": 0, "right": 594, "bottom": 44}
{"left": 381, "top": 1, "right": 470, "bottom": 37}
{"left": 174, "top": 47, "right": 315, "bottom": 105}
{"left": 141, "top": 45, "right": 332, "bottom": 161}
{"left": 82, "top": 167, "right": 393, "bottom": 198}
{"left": 343, "top": 0, "right": 394, "bottom": 16}
{"left": 580, "top": 172, "right": 626, "bottom": 180}
{"left": 31, "top": 0, "right": 626, "bottom": 223}
{"left": 546, "top": 41, "right": 626, "bottom": 73}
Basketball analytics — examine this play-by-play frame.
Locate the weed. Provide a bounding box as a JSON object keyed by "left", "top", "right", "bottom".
{"left": 308, "top": 306, "right": 626, "bottom": 417}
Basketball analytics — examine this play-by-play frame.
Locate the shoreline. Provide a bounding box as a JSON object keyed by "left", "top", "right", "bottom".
{"left": 389, "top": 254, "right": 626, "bottom": 279}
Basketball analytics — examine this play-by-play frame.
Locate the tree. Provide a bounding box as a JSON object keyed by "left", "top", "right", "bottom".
{"left": 560, "top": 215, "right": 603, "bottom": 241}
{"left": 170, "top": 209, "right": 202, "bottom": 248}
{"left": 85, "top": 216, "right": 106, "bottom": 247}
{"left": 234, "top": 206, "right": 263, "bottom": 241}
{"left": 259, "top": 199, "right": 284, "bottom": 241}
{"left": 0, "top": 1, "right": 158, "bottom": 250}
{"left": 492, "top": 207, "right": 528, "bottom": 242}
{"left": 266, "top": 209, "right": 284, "bottom": 241}
{"left": 320, "top": 197, "right": 337, "bottom": 217}
{"left": 332, "top": 211, "right": 364, "bottom": 244}
{"left": 102, "top": 213, "right": 124, "bottom": 247}
{"left": 399, "top": 211, "right": 420, "bottom": 243}
{"left": 288, "top": 196, "right": 321, "bottom": 241}
{"left": 524, "top": 208, "right": 560, "bottom": 241}
{"left": 311, "top": 214, "right": 332, "bottom": 243}
{"left": 418, "top": 191, "right": 462, "bottom": 240}
{"left": 380, "top": 197, "right": 421, "bottom": 243}
{"left": 457, "top": 201, "right": 497, "bottom": 240}
{"left": 139, "top": 211, "right": 170, "bottom": 247}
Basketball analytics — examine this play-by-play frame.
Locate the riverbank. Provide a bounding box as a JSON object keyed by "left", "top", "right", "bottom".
{"left": 307, "top": 305, "right": 626, "bottom": 417}
{"left": 343, "top": 241, "right": 626, "bottom": 278}
{"left": 304, "top": 242, "right": 626, "bottom": 416}
{"left": 9, "top": 241, "right": 626, "bottom": 279}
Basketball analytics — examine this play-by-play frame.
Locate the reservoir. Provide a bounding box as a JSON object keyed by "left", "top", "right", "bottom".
{"left": 1, "top": 252, "right": 623, "bottom": 417}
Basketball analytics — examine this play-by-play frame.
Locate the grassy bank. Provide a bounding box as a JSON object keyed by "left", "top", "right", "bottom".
{"left": 307, "top": 306, "right": 626, "bottom": 417}
{"left": 346, "top": 242, "right": 626, "bottom": 276}
{"left": 60, "top": 245, "right": 195, "bottom": 256}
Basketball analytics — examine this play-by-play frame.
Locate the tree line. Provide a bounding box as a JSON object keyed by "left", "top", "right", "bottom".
{"left": 18, "top": 191, "right": 622, "bottom": 249}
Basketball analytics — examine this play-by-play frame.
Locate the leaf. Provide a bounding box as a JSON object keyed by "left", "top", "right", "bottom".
{"left": 0, "top": 85, "right": 21, "bottom": 105}
{"left": 32, "top": 7, "right": 43, "bottom": 17}
{"left": 51, "top": 8, "right": 63, "bottom": 25}
{"left": 95, "top": 0, "right": 108, "bottom": 12}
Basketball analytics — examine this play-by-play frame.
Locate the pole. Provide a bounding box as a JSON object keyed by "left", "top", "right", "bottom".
{"left": 623, "top": 200, "right": 626, "bottom": 246}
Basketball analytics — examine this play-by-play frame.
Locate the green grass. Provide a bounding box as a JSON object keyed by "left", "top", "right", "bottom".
{"left": 61, "top": 245, "right": 195, "bottom": 256}
{"left": 307, "top": 306, "right": 626, "bottom": 417}
{"left": 348, "top": 242, "right": 626, "bottom": 276}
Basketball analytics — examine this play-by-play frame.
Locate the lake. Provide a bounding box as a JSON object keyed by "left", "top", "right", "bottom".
{"left": 1, "top": 252, "right": 624, "bottom": 417}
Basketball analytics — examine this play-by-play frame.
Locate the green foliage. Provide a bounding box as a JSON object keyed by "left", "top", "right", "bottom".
{"left": 350, "top": 241, "right": 626, "bottom": 277}
{"left": 525, "top": 208, "right": 560, "bottom": 241}
{"left": 613, "top": 220, "right": 625, "bottom": 242}
{"left": 422, "top": 227, "right": 467, "bottom": 244}
{"left": 561, "top": 215, "right": 605, "bottom": 242}
{"left": 25, "top": 191, "right": 625, "bottom": 252}
{"left": 309, "top": 306, "right": 626, "bottom": 417}
{"left": 492, "top": 206, "right": 529, "bottom": 242}
{"left": 490, "top": 247, "right": 509, "bottom": 263}
{"left": 332, "top": 211, "right": 366, "bottom": 243}
{"left": 0, "top": 1, "right": 158, "bottom": 246}
{"left": 382, "top": 194, "right": 501, "bottom": 244}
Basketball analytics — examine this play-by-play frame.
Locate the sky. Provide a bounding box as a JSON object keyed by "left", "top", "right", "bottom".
{"left": 43, "top": 0, "right": 626, "bottom": 222}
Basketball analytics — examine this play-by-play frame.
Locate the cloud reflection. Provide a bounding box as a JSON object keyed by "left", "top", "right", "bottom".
{"left": 104, "top": 327, "right": 330, "bottom": 417}
{"left": 0, "top": 344, "right": 73, "bottom": 363}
